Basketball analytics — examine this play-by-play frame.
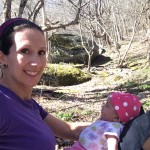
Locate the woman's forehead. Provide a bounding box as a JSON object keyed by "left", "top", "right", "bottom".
{"left": 12, "top": 29, "right": 46, "bottom": 49}
{"left": 13, "top": 28, "right": 45, "bottom": 41}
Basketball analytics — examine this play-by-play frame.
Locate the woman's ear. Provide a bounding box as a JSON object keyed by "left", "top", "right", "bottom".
{"left": 0, "top": 51, "right": 7, "bottom": 65}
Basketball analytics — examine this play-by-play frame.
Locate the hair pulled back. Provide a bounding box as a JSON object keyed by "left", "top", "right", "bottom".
{"left": 0, "top": 18, "right": 44, "bottom": 55}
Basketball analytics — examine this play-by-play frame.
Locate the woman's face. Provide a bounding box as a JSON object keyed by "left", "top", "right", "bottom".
{"left": 3, "top": 28, "right": 47, "bottom": 88}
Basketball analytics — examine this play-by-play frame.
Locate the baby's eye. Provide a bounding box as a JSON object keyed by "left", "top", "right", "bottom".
{"left": 38, "top": 50, "right": 46, "bottom": 56}
{"left": 21, "top": 48, "right": 29, "bottom": 54}
{"left": 106, "top": 103, "right": 109, "bottom": 107}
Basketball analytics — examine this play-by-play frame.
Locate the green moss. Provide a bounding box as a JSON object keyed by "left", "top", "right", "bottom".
{"left": 130, "top": 66, "right": 140, "bottom": 71}
{"left": 49, "top": 34, "right": 85, "bottom": 52}
{"left": 113, "top": 75, "right": 123, "bottom": 81}
{"left": 99, "top": 71, "right": 109, "bottom": 77}
{"left": 50, "top": 34, "right": 74, "bottom": 48}
{"left": 39, "top": 64, "right": 91, "bottom": 86}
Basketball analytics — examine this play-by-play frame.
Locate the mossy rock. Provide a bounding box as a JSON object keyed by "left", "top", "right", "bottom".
{"left": 39, "top": 64, "right": 91, "bottom": 86}
{"left": 49, "top": 34, "right": 75, "bottom": 48}
{"left": 48, "top": 34, "right": 100, "bottom": 64}
{"left": 128, "top": 62, "right": 138, "bottom": 67}
{"left": 127, "top": 62, "right": 142, "bottom": 70}
{"left": 130, "top": 66, "right": 140, "bottom": 71}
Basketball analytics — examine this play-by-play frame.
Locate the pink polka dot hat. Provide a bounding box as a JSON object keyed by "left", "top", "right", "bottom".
{"left": 109, "top": 92, "right": 142, "bottom": 123}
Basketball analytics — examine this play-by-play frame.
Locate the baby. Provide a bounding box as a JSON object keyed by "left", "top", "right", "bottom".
{"left": 65, "top": 92, "right": 142, "bottom": 150}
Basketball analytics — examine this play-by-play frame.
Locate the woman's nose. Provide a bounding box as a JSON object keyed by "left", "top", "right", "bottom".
{"left": 30, "top": 55, "right": 41, "bottom": 66}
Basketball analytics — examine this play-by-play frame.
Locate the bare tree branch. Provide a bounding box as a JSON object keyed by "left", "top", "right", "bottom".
{"left": 118, "top": 0, "right": 148, "bottom": 67}
{"left": 32, "top": 1, "right": 43, "bottom": 22}
{"left": 42, "top": 0, "right": 83, "bottom": 32}
{"left": 28, "top": 0, "right": 42, "bottom": 21}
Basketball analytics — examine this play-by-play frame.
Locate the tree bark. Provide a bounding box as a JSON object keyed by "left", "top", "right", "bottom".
{"left": 2, "top": 0, "right": 12, "bottom": 21}
{"left": 18, "top": 0, "right": 28, "bottom": 18}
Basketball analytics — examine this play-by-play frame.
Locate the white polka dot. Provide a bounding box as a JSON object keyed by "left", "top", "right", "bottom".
{"left": 123, "top": 102, "right": 128, "bottom": 107}
{"left": 130, "top": 117, "right": 134, "bottom": 120}
{"left": 115, "top": 106, "right": 119, "bottom": 110}
{"left": 134, "top": 97, "right": 136, "bottom": 101}
{"left": 125, "top": 112, "right": 129, "bottom": 116}
{"left": 133, "top": 106, "right": 137, "bottom": 111}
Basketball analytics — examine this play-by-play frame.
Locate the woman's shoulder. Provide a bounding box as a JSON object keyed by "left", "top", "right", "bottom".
{"left": 133, "top": 110, "right": 150, "bottom": 124}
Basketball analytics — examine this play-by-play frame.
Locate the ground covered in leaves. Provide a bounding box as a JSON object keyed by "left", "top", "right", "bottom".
{"left": 32, "top": 42, "right": 150, "bottom": 149}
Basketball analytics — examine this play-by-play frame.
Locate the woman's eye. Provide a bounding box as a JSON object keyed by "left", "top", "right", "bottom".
{"left": 38, "top": 50, "right": 46, "bottom": 55}
{"left": 21, "top": 48, "right": 29, "bottom": 54}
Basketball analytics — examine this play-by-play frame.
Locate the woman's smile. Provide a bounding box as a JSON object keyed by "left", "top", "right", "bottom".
{"left": 24, "top": 70, "right": 39, "bottom": 76}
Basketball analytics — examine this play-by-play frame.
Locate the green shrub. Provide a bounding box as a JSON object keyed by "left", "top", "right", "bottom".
{"left": 39, "top": 64, "right": 91, "bottom": 86}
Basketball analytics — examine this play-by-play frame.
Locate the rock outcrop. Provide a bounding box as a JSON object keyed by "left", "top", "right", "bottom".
{"left": 49, "top": 34, "right": 104, "bottom": 64}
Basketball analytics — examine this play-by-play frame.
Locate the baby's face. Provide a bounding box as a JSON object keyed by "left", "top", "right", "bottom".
{"left": 101, "top": 99, "right": 119, "bottom": 122}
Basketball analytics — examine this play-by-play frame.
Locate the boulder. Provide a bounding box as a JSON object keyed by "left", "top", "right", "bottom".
{"left": 49, "top": 34, "right": 104, "bottom": 64}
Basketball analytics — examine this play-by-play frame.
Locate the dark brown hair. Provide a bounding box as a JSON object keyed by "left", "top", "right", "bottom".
{"left": 0, "top": 18, "right": 44, "bottom": 55}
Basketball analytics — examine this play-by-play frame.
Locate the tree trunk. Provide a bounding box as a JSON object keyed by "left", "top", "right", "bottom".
{"left": 118, "top": 1, "right": 148, "bottom": 67}
{"left": 147, "top": 44, "right": 150, "bottom": 66}
{"left": 18, "top": 0, "right": 28, "bottom": 17}
{"left": 87, "top": 51, "right": 92, "bottom": 72}
{"left": 32, "top": 1, "right": 43, "bottom": 22}
{"left": 2, "top": 0, "right": 12, "bottom": 21}
{"left": 40, "top": 0, "right": 50, "bottom": 62}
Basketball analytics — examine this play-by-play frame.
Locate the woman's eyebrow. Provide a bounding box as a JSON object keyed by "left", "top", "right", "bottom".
{"left": 40, "top": 46, "right": 47, "bottom": 49}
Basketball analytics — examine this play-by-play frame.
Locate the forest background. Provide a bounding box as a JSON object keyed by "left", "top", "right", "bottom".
{"left": 1, "top": 0, "right": 150, "bottom": 149}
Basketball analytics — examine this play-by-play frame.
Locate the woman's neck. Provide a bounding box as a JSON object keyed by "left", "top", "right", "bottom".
{"left": 0, "top": 80, "right": 33, "bottom": 100}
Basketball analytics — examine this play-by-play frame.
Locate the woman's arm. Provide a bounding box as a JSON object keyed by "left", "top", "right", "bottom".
{"left": 143, "top": 137, "right": 150, "bottom": 150}
{"left": 44, "top": 113, "right": 91, "bottom": 140}
{"left": 107, "top": 135, "right": 118, "bottom": 150}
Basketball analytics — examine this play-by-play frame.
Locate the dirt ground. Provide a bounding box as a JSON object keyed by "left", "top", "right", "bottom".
{"left": 32, "top": 41, "right": 150, "bottom": 149}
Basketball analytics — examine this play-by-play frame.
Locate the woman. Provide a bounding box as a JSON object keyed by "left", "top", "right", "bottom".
{"left": 118, "top": 107, "right": 150, "bottom": 150}
{"left": 0, "top": 18, "right": 89, "bottom": 150}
